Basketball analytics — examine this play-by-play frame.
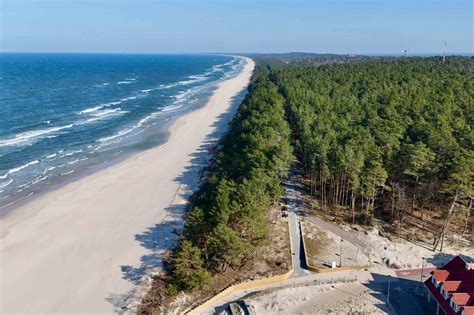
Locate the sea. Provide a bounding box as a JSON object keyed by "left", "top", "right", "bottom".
{"left": 0, "top": 53, "right": 243, "bottom": 211}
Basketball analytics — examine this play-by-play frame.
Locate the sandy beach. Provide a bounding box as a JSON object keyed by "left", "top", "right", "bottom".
{"left": 0, "top": 57, "right": 254, "bottom": 313}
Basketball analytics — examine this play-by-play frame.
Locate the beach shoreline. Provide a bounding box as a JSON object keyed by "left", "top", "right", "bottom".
{"left": 0, "top": 56, "right": 254, "bottom": 313}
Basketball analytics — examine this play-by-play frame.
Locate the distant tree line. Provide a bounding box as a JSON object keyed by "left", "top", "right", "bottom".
{"left": 271, "top": 57, "right": 473, "bottom": 250}
{"left": 167, "top": 70, "right": 293, "bottom": 292}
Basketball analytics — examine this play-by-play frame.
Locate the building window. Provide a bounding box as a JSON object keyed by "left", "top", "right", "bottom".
{"left": 450, "top": 299, "right": 458, "bottom": 312}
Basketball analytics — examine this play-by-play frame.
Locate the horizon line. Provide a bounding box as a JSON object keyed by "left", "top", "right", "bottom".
{"left": 1, "top": 51, "right": 473, "bottom": 57}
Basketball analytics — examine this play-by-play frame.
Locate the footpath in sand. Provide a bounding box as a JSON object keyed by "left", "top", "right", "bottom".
{"left": 0, "top": 57, "right": 254, "bottom": 313}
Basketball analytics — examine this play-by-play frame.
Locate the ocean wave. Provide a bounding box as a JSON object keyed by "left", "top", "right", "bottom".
{"left": 79, "top": 109, "right": 128, "bottom": 124}
{"left": 161, "top": 104, "right": 183, "bottom": 112}
{"left": 117, "top": 81, "right": 134, "bottom": 84}
{"left": 43, "top": 166, "right": 57, "bottom": 174}
{"left": 0, "top": 200, "right": 18, "bottom": 210}
{"left": 90, "top": 108, "right": 125, "bottom": 118}
{"left": 60, "top": 152, "right": 75, "bottom": 158}
{"left": 141, "top": 89, "right": 153, "bottom": 93}
{"left": 0, "top": 124, "right": 74, "bottom": 148}
{"left": 97, "top": 127, "right": 135, "bottom": 143}
{"left": 120, "top": 96, "right": 137, "bottom": 102}
{"left": 152, "top": 58, "right": 234, "bottom": 92}
{"left": 158, "top": 82, "right": 181, "bottom": 89}
{"left": 0, "top": 160, "right": 39, "bottom": 179}
{"left": 46, "top": 153, "right": 57, "bottom": 159}
{"left": 79, "top": 105, "right": 105, "bottom": 114}
{"left": 177, "top": 74, "right": 208, "bottom": 86}
{"left": 31, "top": 175, "right": 48, "bottom": 185}
{"left": 96, "top": 108, "right": 162, "bottom": 145}
{"left": 175, "top": 91, "right": 188, "bottom": 100}
{"left": 67, "top": 158, "right": 88, "bottom": 165}
{"left": 78, "top": 100, "right": 125, "bottom": 115}
{"left": 0, "top": 179, "right": 13, "bottom": 188}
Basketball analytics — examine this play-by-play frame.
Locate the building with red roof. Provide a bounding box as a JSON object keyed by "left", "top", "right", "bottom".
{"left": 425, "top": 256, "right": 474, "bottom": 315}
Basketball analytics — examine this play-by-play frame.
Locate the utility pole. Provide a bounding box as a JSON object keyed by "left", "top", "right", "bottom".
{"left": 420, "top": 257, "right": 425, "bottom": 285}
{"left": 339, "top": 238, "right": 343, "bottom": 267}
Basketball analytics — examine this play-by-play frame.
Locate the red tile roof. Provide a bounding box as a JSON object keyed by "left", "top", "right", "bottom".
{"left": 426, "top": 256, "right": 474, "bottom": 314}
{"left": 433, "top": 269, "right": 451, "bottom": 282}
{"left": 461, "top": 306, "right": 474, "bottom": 315}
{"left": 452, "top": 293, "right": 473, "bottom": 306}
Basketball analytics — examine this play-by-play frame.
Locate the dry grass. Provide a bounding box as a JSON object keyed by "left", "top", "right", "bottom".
{"left": 301, "top": 220, "right": 333, "bottom": 268}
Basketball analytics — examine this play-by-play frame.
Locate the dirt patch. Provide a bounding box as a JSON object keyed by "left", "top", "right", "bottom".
{"left": 302, "top": 220, "right": 370, "bottom": 269}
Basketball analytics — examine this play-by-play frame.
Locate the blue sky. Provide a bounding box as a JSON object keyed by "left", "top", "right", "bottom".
{"left": 1, "top": 0, "right": 472, "bottom": 54}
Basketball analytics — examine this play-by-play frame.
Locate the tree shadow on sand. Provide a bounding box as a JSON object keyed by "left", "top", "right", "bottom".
{"left": 106, "top": 76, "right": 251, "bottom": 313}
{"left": 424, "top": 252, "right": 474, "bottom": 267}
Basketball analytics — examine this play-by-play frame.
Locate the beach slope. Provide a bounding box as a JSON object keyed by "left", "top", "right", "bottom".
{"left": 0, "top": 57, "right": 254, "bottom": 313}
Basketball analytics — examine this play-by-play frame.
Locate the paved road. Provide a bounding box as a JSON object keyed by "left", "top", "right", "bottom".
{"left": 387, "top": 268, "right": 438, "bottom": 315}
{"left": 283, "top": 173, "right": 309, "bottom": 277}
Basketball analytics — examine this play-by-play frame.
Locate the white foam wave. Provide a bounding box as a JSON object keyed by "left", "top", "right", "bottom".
{"left": 31, "top": 176, "right": 48, "bottom": 185}
{"left": 96, "top": 109, "right": 161, "bottom": 144}
{"left": 120, "top": 96, "right": 137, "bottom": 102}
{"left": 78, "top": 100, "right": 124, "bottom": 116}
{"left": 97, "top": 127, "right": 134, "bottom": 143}
{"left": 141, "top": 89, "right": 153, "bottom": 93}
{"left": 162, "top": 104, "right": 183, "bottom": 112}
{"left": 67, "top": 158, "right": 88, "bottom": 165}
{"left": 177, "top": 74, "right": 208, "bottom": 86}
{"left": 0, "top": 124, "right": 74, "bottom": 148}
{"left": 43, "top": 166, "right": 57, "bottom": 174}
{"left": 0, "top": 179, "right": 13, "bottom": 188}
{"left": 80, "top": 109, "right": 127, "bottom": 124}
{"left": 117, "top": 81, "right": 134, "bottom": 84}
{"left": 61, "top": 152, "right": 75, "bottom": 158}
{"left": 0, "top": 200, "right": 17, "bottom": 210}
{"left": 46, "top": 153, "right": 57, "bottom": 159}
{"left": 158, "top": 83, "right": 178, "bottom": 89}
{"left": 0, "top": 160, "right": 39, "bottom": 179}
{"left": 79, "top": 105, "right": 105, "bottom": 114}
{"left": 90, "top": 108, "right": 125, "bottom": 118}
